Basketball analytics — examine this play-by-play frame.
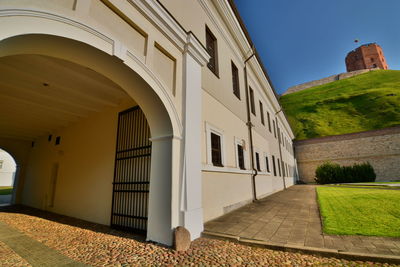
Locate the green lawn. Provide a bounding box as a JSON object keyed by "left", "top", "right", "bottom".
{"left": 316, "top": 186, "right": 400, "bottom": 237}
{"left": 280, "top": 70, "right": 400, "bottom": 140}
{"left": 0, "top": 186, "right": 13, "bottom": 195}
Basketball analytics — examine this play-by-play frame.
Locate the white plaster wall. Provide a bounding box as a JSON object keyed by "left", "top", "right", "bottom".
{"left": 201, "top": 89, "right": 293, "bottom": 222}
{"left": 0, "top": 149, "right": 16, "bottom": 187}
{"left": 22, "top": 99, "right": 135, "bottom": 225}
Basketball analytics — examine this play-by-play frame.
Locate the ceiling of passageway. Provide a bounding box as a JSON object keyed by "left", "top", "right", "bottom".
{"left": 0, "top": 54, "right": 129, "bottom": 141}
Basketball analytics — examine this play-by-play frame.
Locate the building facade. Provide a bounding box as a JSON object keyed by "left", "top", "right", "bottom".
{"left": 0, "top": 0, "right": 296, "bottom": 246}
{"left": 345, "top": 43, "right": 388, "bottom": 72}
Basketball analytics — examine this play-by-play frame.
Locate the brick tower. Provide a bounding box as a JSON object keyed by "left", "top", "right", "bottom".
{"left": 345, "top": 43, "right": 388, "bottom": 72}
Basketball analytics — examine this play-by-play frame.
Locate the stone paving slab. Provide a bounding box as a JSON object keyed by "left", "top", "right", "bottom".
{"left": 204, "top": 185, "right": 400, "bottom": 261}
{"left": 0, "top": 221, "right": 87, "bottom": 267}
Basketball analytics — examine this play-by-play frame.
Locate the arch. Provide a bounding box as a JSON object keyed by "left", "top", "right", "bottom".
{"left": 0, "top": 147, "right": 17, "bottom": 206}
{"left": 0, "top": 34, "right": 179, "bottom": 138}
{"left": 0, "top": 13, "right": 182, "bottom": 245}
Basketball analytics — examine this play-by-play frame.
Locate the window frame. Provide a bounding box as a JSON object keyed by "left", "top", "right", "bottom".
{"left": 231, "top": 61, "right": 240, "bottom": 99}
{"left": 264, "top": 153, "right": 270, "bottom": 173}
{"left": 249, "top": 87, "right": 256, "bottom": 115}
{"left": 205, "top": 26, "right": 219, "bottom": 77}
{"left": 206, "top": 122, "right": 225, "bottom": 167}
{"left": 277, "top": 158, "right": 282, "bottom": 177}
{"left": 255, "top": 152, "right": 261, "bottom": 172}
{"left": 272, "top": 155, "right": 277, "bottom": 176}
{"left": 234, "top": 138, "right": 246, "bottom": 170}
{"left": 259, "top": 101, "right": 265, "bottom": 125}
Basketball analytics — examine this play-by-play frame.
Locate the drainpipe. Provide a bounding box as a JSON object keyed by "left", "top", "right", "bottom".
{"left": 244, "top": 48, "right": 257, "bottom": 202}
{"left": 275, "top": 111, "right": 286, "bottom": 189}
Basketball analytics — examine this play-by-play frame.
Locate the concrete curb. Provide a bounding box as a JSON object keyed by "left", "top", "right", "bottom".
{"left": 202, "top": 231, "right": 400, "bottom": 265}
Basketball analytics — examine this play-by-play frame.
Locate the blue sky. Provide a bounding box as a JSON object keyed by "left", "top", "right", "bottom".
{"left": 234, "top": 0, "right": 400, "bottom": 94}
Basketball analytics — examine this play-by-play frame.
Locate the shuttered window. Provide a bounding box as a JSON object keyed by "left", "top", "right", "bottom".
{"left": 231, "top": 61, "right": 240, "bottom": 99}
{"left": 211, "top": 132, "right": 223, "bottom": 167}
{"left": 206, "top": 27, "right": 218, "bottom": 76}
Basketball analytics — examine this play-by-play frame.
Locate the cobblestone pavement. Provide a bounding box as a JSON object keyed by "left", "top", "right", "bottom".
{"left": 0, "top": 205, "right": 398, "bottom": 266}
{"left": 205, "top": 185, "right": 400, "bottom": 257}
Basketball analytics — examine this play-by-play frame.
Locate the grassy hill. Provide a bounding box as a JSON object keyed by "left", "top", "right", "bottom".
{"left": 280, "top": 70, "right": 400, "bottom": 140}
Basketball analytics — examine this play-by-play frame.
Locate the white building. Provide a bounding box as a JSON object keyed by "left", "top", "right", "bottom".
{"left": 0, "top": 149, "right": 16, "bottom": 187}
{"left": 0, "top": 0, "right": 297, "bottom": 246}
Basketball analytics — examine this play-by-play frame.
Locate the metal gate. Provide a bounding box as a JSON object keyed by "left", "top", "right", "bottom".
{"left": 111, "top": 106, "right": 151, "bottom": 234}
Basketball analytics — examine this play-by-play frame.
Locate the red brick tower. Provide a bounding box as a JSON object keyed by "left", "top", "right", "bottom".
{"left": 345, "top": 43, "right": 388, "bottom": 72}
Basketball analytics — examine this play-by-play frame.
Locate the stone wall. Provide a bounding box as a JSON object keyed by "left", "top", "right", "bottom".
{"left": 294, "top": 126, "right": 400, "bottom": 183}
{"left": 282, "top": 69, "right": 374, "bottom": 96}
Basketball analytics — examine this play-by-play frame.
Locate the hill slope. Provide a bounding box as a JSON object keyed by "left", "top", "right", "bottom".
{"left": 280, "top": 70, "right": 400, "bottom": 140}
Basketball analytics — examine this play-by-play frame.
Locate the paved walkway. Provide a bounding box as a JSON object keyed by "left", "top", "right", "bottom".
{"left": 0, "top": 221, "right": 87, "bottom": 267}
{"left": 204, "top": 185, "right": 400, "bottom": 259}
{"left": 2, "top": 206, "right": 391, "bottom": 266}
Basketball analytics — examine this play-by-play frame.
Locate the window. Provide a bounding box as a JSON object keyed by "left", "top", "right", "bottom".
{"left": 273, "top": 120, "right": 276, "bottom": 138}
{"left": 231, "top": 61, "right": 240, "bottom": 99}
{"left": 237, "top": 144, "right": 245, "bottom": 170}
{"left": 211, "top": 132, "right": 223, "bottom": 166}
{"left": 265, "top": 156, "right": 270, "bottom": 173}
{"left": 277, "top": 158, "right": 281, "bottom": 176}
{"left": 0, "top": 160, "right": 3, "bottom": 169}
{"left": 249, "top": 87, "right": 256, "bottom": 115}
{"left": 267, "top": 112, "right": 271, "bottom": 132}
{"left": 259, "top": 101, "right": 265, "bottom": 125}
{"left": 255, "top": 152, "right": 261, "bottom": 171}
{"left": 206, "top": 27, "right": 218, "bottom": 76}
{"left": 282, "top": 161, "right": 286, "bottom": 176}
{"left": 272, "top": 155, "right": 277, "bottom": 176}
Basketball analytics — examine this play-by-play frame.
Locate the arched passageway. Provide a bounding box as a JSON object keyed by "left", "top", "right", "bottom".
{"left": 0, "top": 148, "right": 16, "bottom": 206}
{"left": 0, "top": 34, "right": 179, "bottom": 245}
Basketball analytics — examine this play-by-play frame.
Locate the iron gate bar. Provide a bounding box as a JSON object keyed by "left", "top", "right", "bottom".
{"left": 110, "top": 106, "right": 151, "bottom": 234}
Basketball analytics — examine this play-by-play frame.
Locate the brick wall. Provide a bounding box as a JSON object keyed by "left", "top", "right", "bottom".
{"left": 283, "top": 69, "right": 373, "bottom": 96}
{"left": 345, "top": 43, "right": 389, "bottom": 72}
{"left": 294, "top": 126, "right": 400, "bottom": 182}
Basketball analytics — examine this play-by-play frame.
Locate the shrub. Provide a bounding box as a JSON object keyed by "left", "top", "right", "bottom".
{"left": 315, "top": 161, "right": 376, "bottom": 184}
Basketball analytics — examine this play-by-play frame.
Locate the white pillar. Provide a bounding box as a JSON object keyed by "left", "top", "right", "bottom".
{"left": 180, "top": 33, "right": 210, "bottom": 240}
{"left": 147, "top": 135, "right": 173, "bottom": 245}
